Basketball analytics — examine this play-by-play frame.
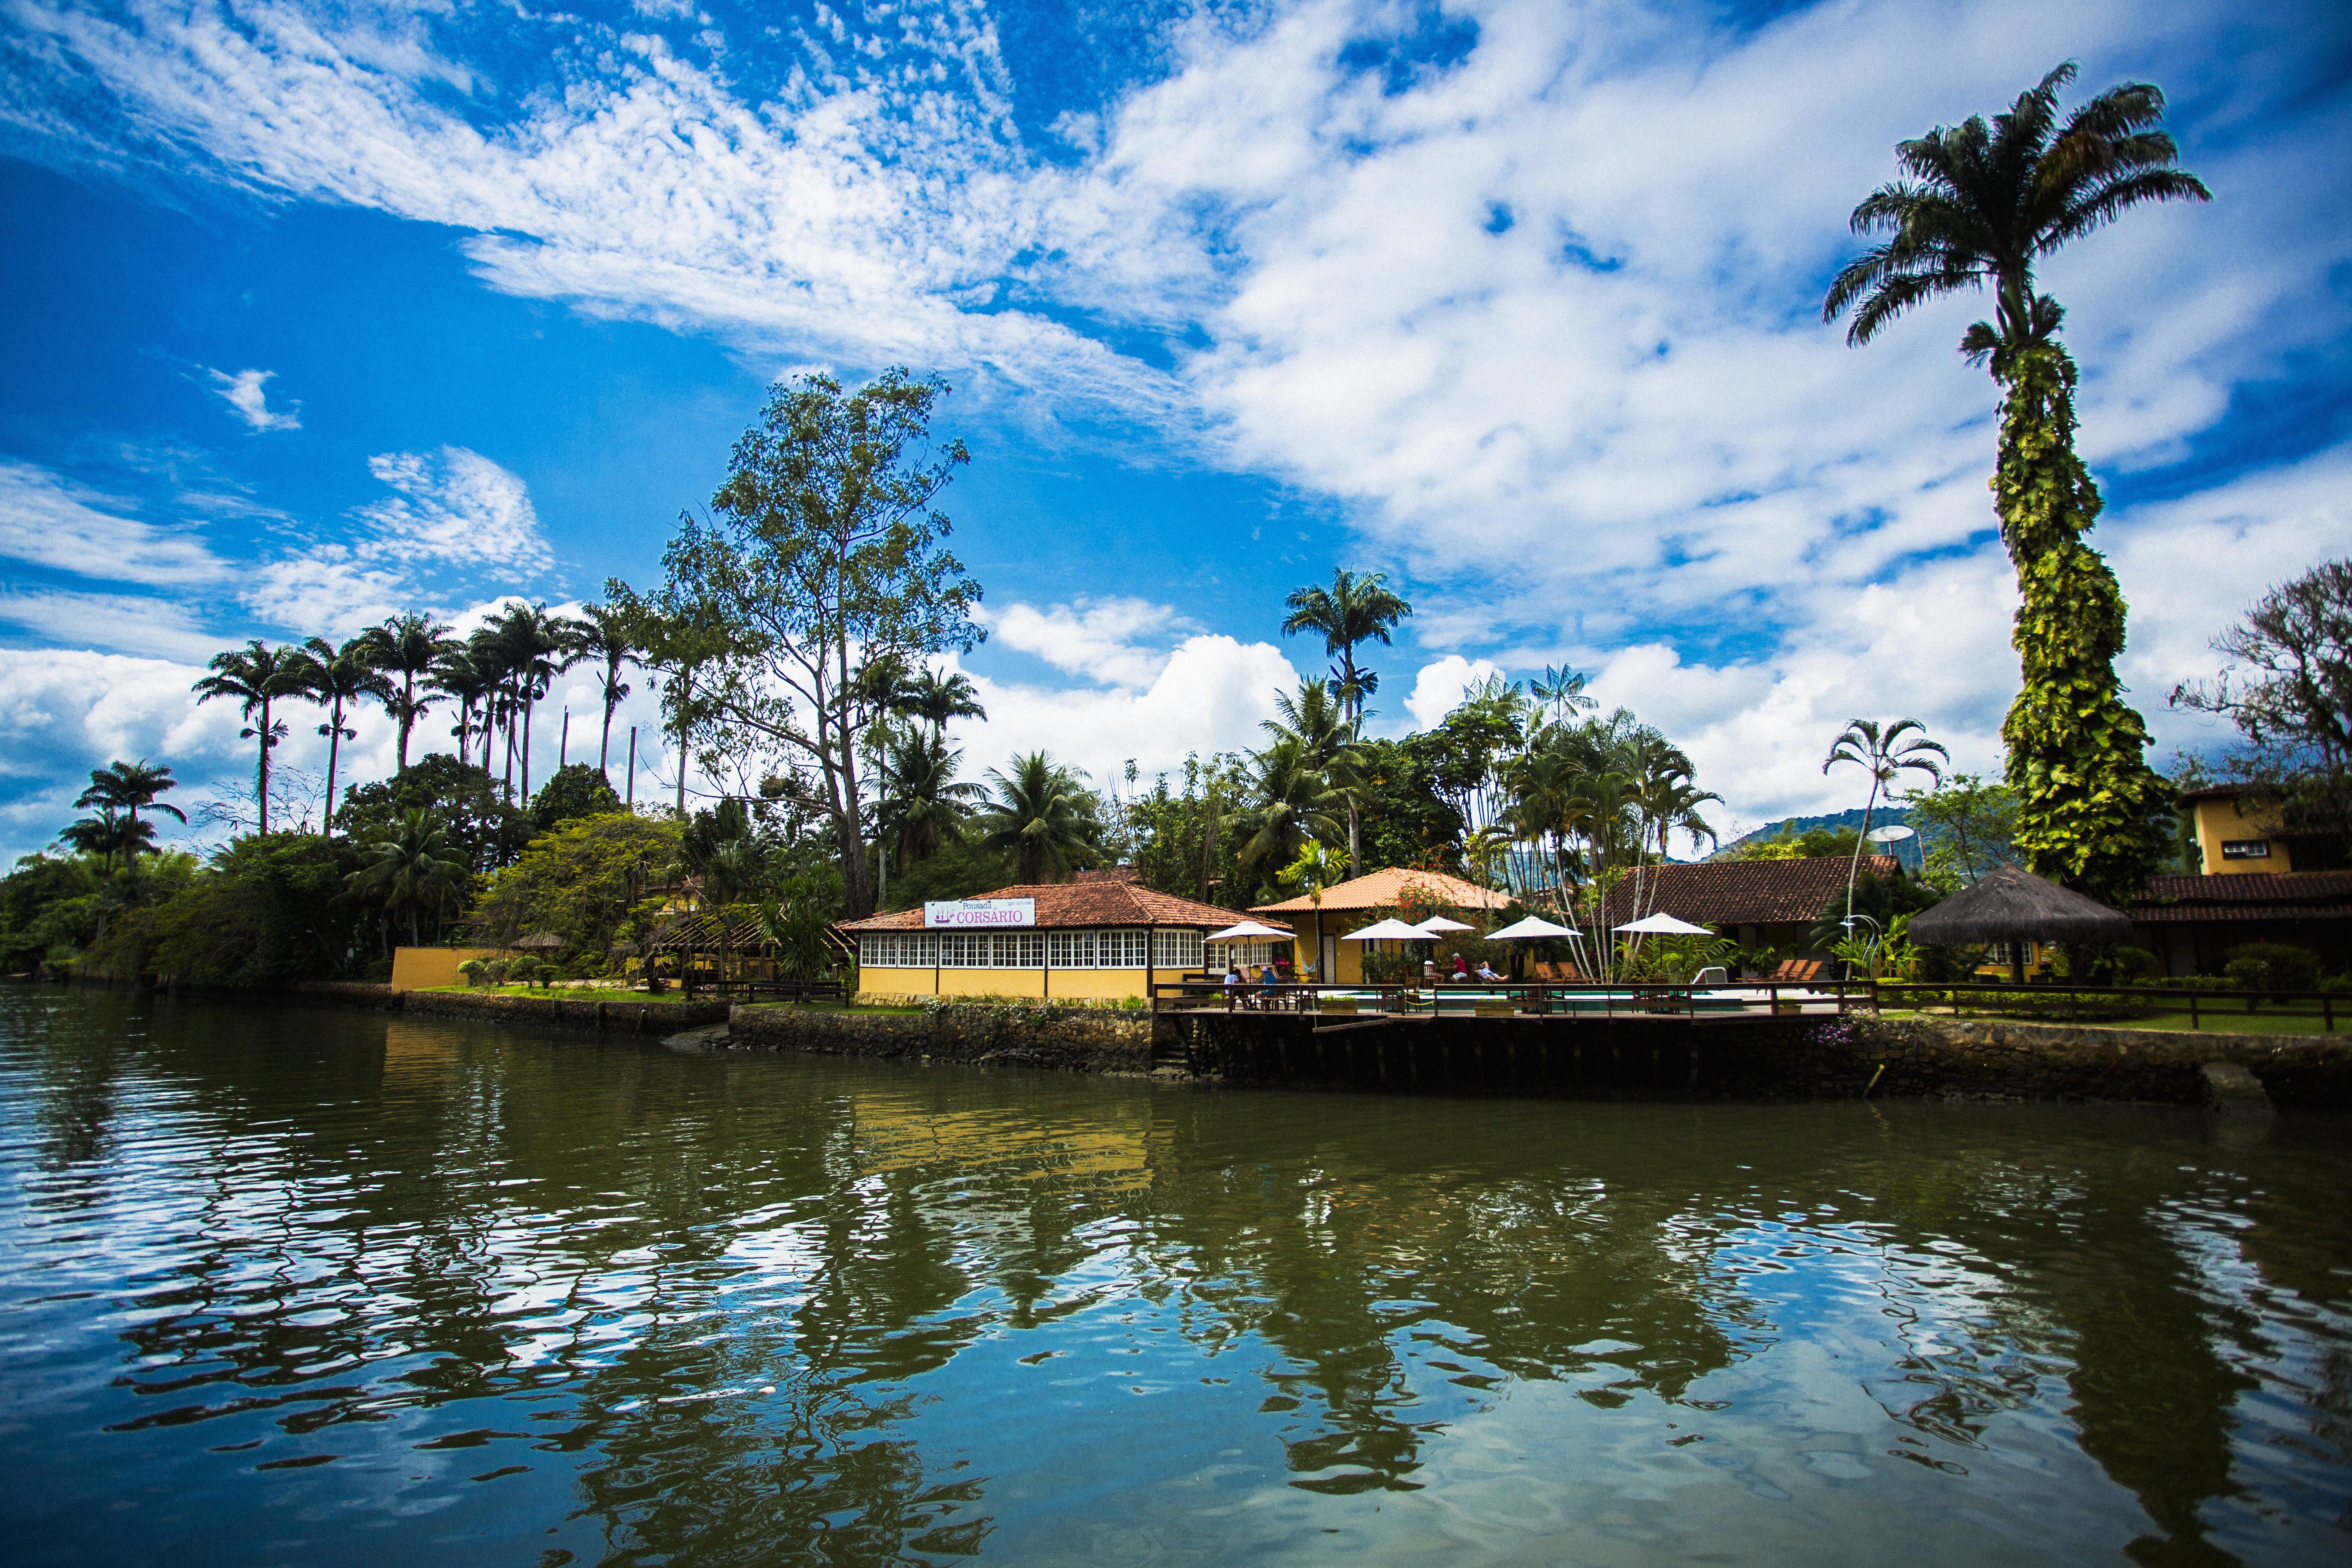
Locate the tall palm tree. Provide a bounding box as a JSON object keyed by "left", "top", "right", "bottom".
{"left": 1824, "top": 62, "right": 2205, "bottom": 901}
{"left": 1824, "top": 718, "right": 1949, "bottom": 929}
{"left": 490, "top": 604, "right": 566, "bottom": 806}
{"left": 563, "top": 603, "right": 638, "bottom": 775}
{"left": 878, "top": 726, "right": 984, "bottom": 870}
{"left": 345, "top": 808, "right": 466, "bottom": 947}
{"left": 427, "top": 644, "right": 496, "bottom": 775}
{"left": 1281, "top": 568, "right": 1413, "bottom": 728}
{"left": 357, "top": 613, "right": 454, "bottom": 774}
{"left": 193, "top": 640, "right": 303, "bottom": 835}
{"left": 1281, "top": 569, "right": 1413, "bottom": 876}
{"left": 980, "top": 752, "right": 1104, "bottom": 883}
{"left": 1235, "top": 736, "right": 1343, "bottom": 878}
{"left": 1530, "top": 665, "right": 1597, "bottom": 724}
{"left": 290, "top": 634, "right": 394, "bottom": 833}
{"left": 75, "top": 760, "right": 184, "bottom": 871}
{"left": 896, "top": 667, "right": 986, "bottom": 739}
{"left": 59, "top": 809, "right": 128, "bottom": 873}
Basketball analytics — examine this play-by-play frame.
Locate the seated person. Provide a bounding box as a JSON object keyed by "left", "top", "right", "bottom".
{"left": 1474, "top": 960, "right": 1505, "bottom": 982}
{"left": 1450, "top": 954, "right": 1471, "bottom": 982}
{"left": 1223, "top": 962, "right": 1243, "bottom": 1000}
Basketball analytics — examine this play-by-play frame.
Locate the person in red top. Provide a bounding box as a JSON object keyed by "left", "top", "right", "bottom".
{"left": 1451, "top": 953, "right": 1470, "bottom": 981}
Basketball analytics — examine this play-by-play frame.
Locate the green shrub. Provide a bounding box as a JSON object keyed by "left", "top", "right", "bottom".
{"left": 2223, "top": 942, "right": 2321, "bottom": 993}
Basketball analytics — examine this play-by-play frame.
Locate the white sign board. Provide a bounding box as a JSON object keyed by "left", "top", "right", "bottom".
{"left": 924, "top": 898, "right": 1037, "bottom": 929}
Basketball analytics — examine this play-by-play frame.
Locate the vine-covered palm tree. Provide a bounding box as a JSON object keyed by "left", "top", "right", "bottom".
{"left": 1281, "top": 568, "right": 1412, "bottom": 876}
{"left": 291, "top": 634, "right": 394, "bottom": 833}
{"left": 75, "top": 760, "right": 184, "bottom": 871}
{"left": 1824, "top": 718, "right": 1948, "bottom": 927}
{"left": 357, "top": 613, "right": 453, "bottom": 774}
{"left": 980, "top": 752, "right": 1104, "bottom": 883}
{"left": 345, "top": 808, "right": 465, "bottom": 947}
{"left": 193, "top": 640, "right": 303, "bottom": 834}
{"left": 1824, "top": 62, "right": 2207, "bottom": 901}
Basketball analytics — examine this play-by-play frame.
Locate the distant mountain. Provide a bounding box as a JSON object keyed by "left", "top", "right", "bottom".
{"left": 1709, "top": 806, "right": 1924, "bottom": 871}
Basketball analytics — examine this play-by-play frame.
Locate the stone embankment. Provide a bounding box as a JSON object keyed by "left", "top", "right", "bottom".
{"left": 401, "top": 989, "right": 732, "bottom": 1033}
{"left": 727, "top": 1001, "right": 1153, "bottom": 1074}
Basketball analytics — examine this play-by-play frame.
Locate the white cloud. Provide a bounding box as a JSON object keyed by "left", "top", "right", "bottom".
{"left": 955, "top": 631, "right": 1303, "bottom": 786}
{"left": 205, "top": 367, "right": 301, "bottom": 431}
{"left": 354, "top": 446, "right": 551, "bottom": 573}
{"left": 0, "top": 459, "right": 225, "bottom": 587}
{"left": 984, "top": 596, "right": 1181, "bottom": 689}
{"left": 1402, "top": 654, "right": 1505, "bottom": 732}
{"left": 0, "top": 588, "right": 221, "bottom": 662}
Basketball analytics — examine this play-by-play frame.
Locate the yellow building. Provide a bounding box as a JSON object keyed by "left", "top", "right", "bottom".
{"left": 2180, "top": 784, "right": 2305, "bottom": 875}
{"left": 1254, "top": 866, "right": 1512, "bottom": 984}
{"left": 835, "top": 872, "right": 1281, "bottom": 1004}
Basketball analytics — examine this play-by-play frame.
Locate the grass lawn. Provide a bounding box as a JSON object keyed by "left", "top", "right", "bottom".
{"left": 1880, "top": 1007, "right": 2341, "bottom": 1037}
{"left": 418, "top": 984, "right": 704, "bottom": 1002}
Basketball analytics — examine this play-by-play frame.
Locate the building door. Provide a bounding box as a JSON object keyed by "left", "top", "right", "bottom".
{"left": 1320, "top": 931, "right": 1337, "bottom": 984}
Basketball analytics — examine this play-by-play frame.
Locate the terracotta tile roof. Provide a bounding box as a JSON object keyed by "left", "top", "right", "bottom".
{"left": 835, "top": 883, "right": 1284, "bottom": 934}
{"left": 1595, "top": 856, "right": 1898, "bottom": 929}
{"left": 2126, "top": 871, "right": 2352, "bottom": 924}
{"left": 1252, "top": 866, "right": 1512, "bottom": 914}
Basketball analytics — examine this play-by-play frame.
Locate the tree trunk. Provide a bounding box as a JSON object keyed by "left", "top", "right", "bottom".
{"left": 1845, "top": 780, "right": 1880, "bottom": 931}
{"left": 599, "top": 686, "right": 616, "bottom": 774}
{"left": 1993, "top": 343, "right": 2170, "bottom": 903}
{"left": 257, "top": 697, "right": 272, "bottom": 835}
{"left": 521, "top": 690, "right": 535, "bottom": 806}
{"left": 324, "top": 695, "right": 344, "bottom": 835}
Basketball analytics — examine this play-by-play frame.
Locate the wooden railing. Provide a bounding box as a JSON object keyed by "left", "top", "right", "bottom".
{"left": 1149, "top": 978, "right": 1869, "bottom": 1022}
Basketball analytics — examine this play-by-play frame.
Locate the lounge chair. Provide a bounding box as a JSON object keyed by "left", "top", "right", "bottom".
{"left": 1770, "top": 958, "right": 1828, "bottom": 983}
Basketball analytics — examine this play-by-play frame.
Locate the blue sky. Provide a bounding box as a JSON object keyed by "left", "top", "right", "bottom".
{"left": 0, "top": 0, "right": 2347, "bottom": 862}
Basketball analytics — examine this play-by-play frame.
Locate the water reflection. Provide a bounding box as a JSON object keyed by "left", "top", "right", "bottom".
{"left": 2, "top": 989, "right": 2348, "bottom": 1567}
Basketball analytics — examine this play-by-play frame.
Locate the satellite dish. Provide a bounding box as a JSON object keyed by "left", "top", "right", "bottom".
{"left": 1865, "top": 824, "right": 1915, "bottom": 843}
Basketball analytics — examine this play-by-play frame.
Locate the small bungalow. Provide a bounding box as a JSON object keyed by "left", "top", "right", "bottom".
{"left": 2128, "top": 871, "right": 2352, "bottom": 976}
{"left": 1253, "top": 867, "right": 1512, "bottom": 984}
{"left": 837, "top": 870, "right": 1281, "bottom": 1003}
{"left": 1592, "top": 855, "right": 1900, "bottom": 954}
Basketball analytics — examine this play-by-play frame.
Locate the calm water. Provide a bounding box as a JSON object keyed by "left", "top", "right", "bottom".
{"left": 3, "top": 991, "right": 2348, "bottom": 1567}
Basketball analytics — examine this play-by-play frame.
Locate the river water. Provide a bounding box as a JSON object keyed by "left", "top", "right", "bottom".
{"left": 2, "top": 990, "right": 2348, "bottom": 1567}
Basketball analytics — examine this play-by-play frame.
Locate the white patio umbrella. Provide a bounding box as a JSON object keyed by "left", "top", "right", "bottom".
{"left": 1488, "top": 915, "right": 1581, "bottom": 940}
{"left": 1205, "top": 921, "right": 1293, "bottom": 942}
{"left": 1613, "top": 912, "right": 1714, "bottom": 935}
{"left": 1414, "top": 915, "right": 1475, "bottom": 934}
{"left": 1340, "top": 918, "right": 1436, "bottom": 942}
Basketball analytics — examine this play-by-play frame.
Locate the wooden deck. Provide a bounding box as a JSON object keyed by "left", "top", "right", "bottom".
{"left": 1150, "top": 979, "right": 1864, "bottom": 1029}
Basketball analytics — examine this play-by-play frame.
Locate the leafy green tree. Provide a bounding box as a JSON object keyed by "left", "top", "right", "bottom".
{"left": 757, "top": 867, "right": 844, "bottom": 982}
{"left": 0, "top": 853, "right": 103, "bottom": 973}
{"left": 356, "top": 613, "right": 454, "bottom": 773}
{"left": 345, "top": 808, "right": 466, "bottom": 947}
{"left": 1125, "top": 754, "right": 1249, "bottom": 905}
{"left": 75, "top": 760, "right": 184, "bottom": 872}
{"left": 530, "top": 763, "right": 623, "bottom": 833}
{"left": 1824, "top": 62, "right": 2206, "bottom": 903}
{"left": 895, "top": 667, "right": 985, "bottom": 739}
{"left": 471, "top": 812, "right": 683, "bottom": 959}
{"left": 1902, "top": 773, "right": 2021, "bottom": 891}
{"left": 149, "top": 833, "right": 368, "bottom": 988}
{"left": 1823, "top": 718, "right": 1947, "bottom": 927}
{"left": 2170, "top": 557, "right": 2352, "bottom": 847}
{"left": 427, "top": 641, "right": 498, "bottom": 778}
{"left": 885, "top": 838, "right": 1016, "bottom": 909}
{"left": 979, "top": 751, "right": 1104, "bottom": 883}
{"left": 336, "top": 753, "right": 528, "bottom": 877}
{"left": 193, "top": 640, "right": 304, "bottom": 835}
{"left": 628, "top": 369, "right": 982, "bottom": 914}
{"left": 290, "top": 634, "right": 394, "bottom": 831}
{"left": 1352, "top": 737, "right": 1462, "bottom": 873}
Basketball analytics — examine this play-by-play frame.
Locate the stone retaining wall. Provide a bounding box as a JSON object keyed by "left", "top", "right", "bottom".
{"left": 401, "top": 989, "right": 731, "bottom": 1034}
{"left": 290, "top": 981, "right": 397, "bottom": 1008}
{"left": 1152, "top": 1010, "right": 2352, "bottom": 1107}
{"left": 728, "top": 1001, "right": 1153, "bottom": 1073}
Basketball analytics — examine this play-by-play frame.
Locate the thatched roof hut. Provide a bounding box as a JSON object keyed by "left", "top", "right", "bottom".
{"left": 1907, "top": 864, "right": 2132, "bottom": 953}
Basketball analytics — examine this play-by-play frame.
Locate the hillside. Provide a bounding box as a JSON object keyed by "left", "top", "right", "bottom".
{"left": 1708, "top": 807, "right": 1924, "bottom": 871}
